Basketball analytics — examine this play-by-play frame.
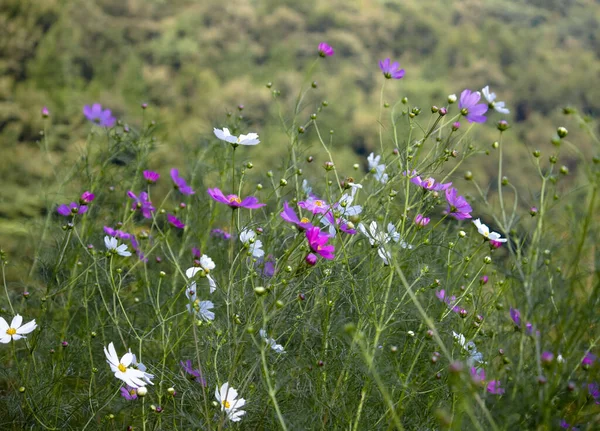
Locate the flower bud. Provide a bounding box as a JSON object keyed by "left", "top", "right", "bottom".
{"left": 438, "top": 107, "right": 447, "bottom": 116}
{"left": 497, "top": 120, "right": 509, "bottom": 131}
{"left": 533, "top": 150, "right": 541, "bottom": 158}
{"left": 448, "top": 94, "right": 457, "bottom": 104}
{"left": 137, "top": 387, "right": 148, "bottom": 397}
{"left": 557, "top": 127, "right": 568, "bottom": 138}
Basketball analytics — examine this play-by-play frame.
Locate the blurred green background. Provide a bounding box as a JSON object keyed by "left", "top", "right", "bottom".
{"left": 1, "top": 0, "right": 599, "bottom": 278}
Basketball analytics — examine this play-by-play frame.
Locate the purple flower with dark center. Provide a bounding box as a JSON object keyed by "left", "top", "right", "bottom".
{"left": 318, "top": 42, "right": 334, "bottom": 57}
{"left": 103, "top": 226, "right": 131, "bottom": 240}
{"left": 83, "top": 103, "right": 116, "bottom": 127}
{"left": 144, "top": 170, "right": 160, "bottom": 184}
{"left": 180, "top": 360, "right": 206, "bottom": 386}
{"left": 207, "top": 188, "right": 265, "bottom": 209}
{"left": 120, "top": 385, "right": 138, "bottom": 400}
{"left": 411, "top": 176, "right": 452, "bottom": 191}
{"left": 57, "top": 202, "right": 88, "bottom": 217}
{"left": 379, "top": 58, "right": 405, "bottom": 80}
{"left": 167, "top": 214, "right": 185, "bottom": 229}
{"left": 297, "top": 196, "right": 329, "bottom": 215}
{"left": 415, "top": 214, "right": 430, "bottom": 227}
{"left": 306, "top": 227, "right": 335, "bottom": 260}
{"left": 458, "top": 90, "right": 488, "bottom": 123}
{"left": 170, "top": 169, "right": 195, "bottom": 195}
{"left": 80, "top": 191, "right": 95, "bottom": 204}
{"left": 281, "top": 202, "right": 313, "bottom": 230}
{"left": 588, "top": 383, "right": 600, "bottom": 404}
{"left": 444, "top": 188, "right": 472, "bottom": 220}
{"left": 486, "top": 380, "right": 505, "bottom": 395}
{"left": 127, "top": 191, "right": 155, "bottom": 218}
{"left": 211, "top": 229, "right": 232, "bottom": 240}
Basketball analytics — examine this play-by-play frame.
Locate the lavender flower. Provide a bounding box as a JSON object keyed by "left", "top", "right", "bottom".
{"left": 318, "top": 42, "right": 334, "bottom": 57}
{"left": 120, "top": 385, "right": 138, "bottom": 400}
{"left": 180, "top": 360, "right": 207, "bottom": 386}
{"left": 280, "top": 202, "right": 313, "bottom": 230}
{"left": 444, "top": 188, "right": 472, "bottom": 220}
{"left": 410, "top": 175, "right": 452, "bottom": 191}
{"left": 211, "top": 229, "right": 232, "bottom": 240}
{"left": 127, "top": 191, "right": 155, "bottom": 218}
{"left": 588, "top": 383, "right": 600, "bottom": 404}
{"left": 83, "top": 103, "right": 116, "bottom": 127}
{"left": 379, "top": 58, "right": 405, "bottom": 80}
{"left": 171, "top": 169, "right": 195, "bottom": 195}
{"left": 57, "top": 202, "right": 87, "bottom": 217}
{"left": 458, "top": 90, "right": 488, "bottom": 123}
{"left": 486, "top": 380, "right": 505, "bottom": 395}
{"left": 207, "top": 188, "right": 265, "bottom": 209}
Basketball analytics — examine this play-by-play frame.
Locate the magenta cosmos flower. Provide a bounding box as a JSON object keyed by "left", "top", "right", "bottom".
{"left": 83, "top": 103, "right": 116, "bottom": 127}
{"left": 167, "top": 214, "right": 185, "bottom": 229}
{"left": 57, "top": 202, "right": 87, "bottom": 216}
{"left": 379, "top": 58, "right": 405, "bottom": 80}
{"left": 444, "top": 188, "right": 472, "bottom": 220}
{"left": 171, "top": 169, "right": 195, "bottom": 195}
{"left": 127, "top": 191, "right": 155, "bottom": 218}
{"left": 458, "top": 90, "right": 488, "bottom": 123}
{"left": 411, "top": 175, "right": 452, "bottom": 191}
{"left": 280, "top": 202, "right": 313, "bottom": 230}
{"left": 318, "top": 42, "right": 334, "bottom": 57}
{"left": 305, "top": 226, "right": 335, "bottom": 260}
{"left": 207, "top": 188, "right": 265, "bottom": 209}
{"left": 80, "top": 191, "right": 95, "bottom": 204}
{"left": 144, "top": 170, "right": 160, "bottom": 184}
{"left": 298, "top": 196, "right": 329, "bottom": 215}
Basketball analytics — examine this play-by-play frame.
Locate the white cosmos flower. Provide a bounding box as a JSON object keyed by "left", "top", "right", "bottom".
{"left": 473, "top": 219, "right": 507, "bottom": 243}
{"left": 214, "top": 127, "right": 260, "bottom": 146}
{"left": 367, "top": 152, "right": 388, "bottom": 184}
{"left": 259, "top": 329, "right": 285, "bottom": 353}
{"left": 129, "top": 350, "right": 155, "bottom": 385}
{"left": 104, "top": 235, "right": 131, "bottom": 257}
{"left": 453, "top": 331, "right": 485, "bottom": 367}
{"left": 186, "top": 255, "right": 217, "bottom": 293}
{"left": 359, "top": 221, "right": 390, "bottom": 246}
{"left": 481, "top": 86, "right": 510, "bottom": 114}
{"left": 377, "top": 247, "right": 392, "bottom": 265}
{"left": 185, "top": 286, "right": 215, "bottom": 321}
{"left": 239, "top": 229, "right": 264, "bottom": 258}
{"left": 215, "top": 382, "right": 246, "bottom": 422}
{"left": 302, "top": 179, "right": 312, "bottom": 196}
{"left": 104, "top": 342, "right": 153, "bottom": 388}
{"left": 0, "top": 314, "right": 37, "bottom": 343}
{"left": 338, "top": 184, "right": 363, "bottom": 217}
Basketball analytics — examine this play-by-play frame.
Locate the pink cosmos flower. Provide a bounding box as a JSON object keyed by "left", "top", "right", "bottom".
{"left": 57, "top": 202, "right": 88, "bottom": 216}
{"left": 415, "top": 214, "right": 430, "bottom": 227}
{"left": 171, "top": 169, "right": 195, "bottom": 195}
{"left": 486, "top": 380, "right": 505, "bottom": 395}
{"left": 167, "top": 214, "right": 185, "bottom": 229}
{"left": 211, "top": 229, "right": 232, "bottom": 240}
{"left": 444, "top": 188, "right": 472, "bottom": 220}
{"left": 280, "top": 202, "right": 313, "bottom": 230}
{"left": 180, "top": 359, "right": 206, "bottom": 386}
{"left": 470, "top": 367, "right": 486, "bottom": 385}
{"left": 305, "top": 227, "right": 335, "bottom": 260}
{"left": 458, "top": 89, "right": 488, "bottom": 123}
{"left": 144, "top": 170, "right": 160, "bottom": 184}
{"left": 120, "top": 385, "right": 138, "bottom": 400}
{"left": 127, "top": 191, "right": 155, "bottom": 218}
{"left": 83, "top": 103, "right": 116, "bottom": 127}
{"left": 80, "top": 191, "right": 95, "bottom": 204}
{"left": 207, "top": 188, "right": 265, "bottom": 209}
{"left": 297, "top": 196, "right": 329, "bottom": 215}
{"left": 411, "top": 176, "right": 452, "bottom": 191}
{"left": 379, "top": 58, "right": 405, "bottom": 80}
{"left": 318, "top": 42, "right": 334, "bottom": 57}
{"left": 103, "top": 226, "right": 131, "bottom": 240}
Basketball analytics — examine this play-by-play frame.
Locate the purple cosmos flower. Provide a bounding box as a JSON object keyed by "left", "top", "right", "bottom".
{"left": 415, "top": 214, "right": 430, "bottom": 227}
{"left": 436, "top": 289, "right": 461, "bottom": 313}
{"left": 322, "top": 211, "right": 356, "bottom": 235}
{"left": 486, "top": 380, "right": 505, "bottom": 395}
{"left": 510, "top": 307, "right": 521, "bottom": 326}
{"left": 379, "top": 58, "right": 405, "bottom": 80}
{"left": 170, "top": 169, "right": 195, "bottom": 195}
{"left": 588, "top": 383, "right": 600, "bottom": 404}
{"left": 211, "top": 229, "right": 232, "bottom": 240}
{"left": 559, "top": 420, "right": 571, "bottom": 429}
{"left": 144, "top": 170, "right": 160, "bottom": 184}
{"left": 541, "top": 351, "right": 554, "bottom": 365}
{"left": 281, "top": 202, "right": 313, "bottom": 230}
{"left": 480, "top": 275, "right": 489, "bottom": 285}
{"left": 256, "top": 255, "right": 276, "bottom": 278}
{"left": 41, "top": 106, "right": 50, "bottom": 118}
{"left": 180, "top": 360, "right": 206, "bottom": 386}
{"left": 83, "top": 103, "right": 116, "bottom": 127}
{"left": 411, "top": 176, "right": 452, "bottom": 191}
{"left": 57, "top": 202, "right": 88, "bottom": 216}
{"left": 470, "top": 367, "right": 485, "bottom": 385}
{"left": 305, "top": 227, "right": 335, "bottom": 260}
{"left": 167, "top": 214, "right": 185, "bottom": 229}
{"left": 452, "top": 122, "right": 461, "bottom": 131}
{"left": 192, "top": 247, "right": 201, "bottom": 259}
{"left": 318, "top": 42, "right": 334, "bottom": 57}
{"left": 458, "top": 90, "right": 488, "bottom": 123}
{"left": 444, "top": 188, "right": 472, "bottom": 220}
{"left": 582, "top": 352, "right": 597, "bottom": 368}
{"left": 103, "top": 226, "right": 131, "bottom": 240}
{"left": 490, "top": 239, "right": 504, "bottom": 248}
{"left": 127, "top": 191, "right": 155, "bottom": 218}
{"left": 297, "top": 196, "right": 329, "bottom": 215}
{"left": 207, "top": 188, "right": 265, "bottom": 209}
{"left": 80, "top": 191, "right": 95, "bottom": 204}
{"left": 120, "top": 385, "right": 138, "bottom": 400}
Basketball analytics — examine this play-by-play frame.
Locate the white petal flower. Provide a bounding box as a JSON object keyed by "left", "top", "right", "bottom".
{"left": 215, "top": 382, "right": 246, "bottom": 422}
{"left": 197, "top": 300, "right": 215, "bottom": 321}
{"left": 186, "top": 255, "right": 217, "bottom": 294}
{"left": 214, "top": 127, "right": 259, "bottom": 146}
{"left": 481, "top": 86, "right": 510, "bottom": 114}
{"left": 104, "top": 235, "right": 131, "bottom": 257}
{"left": 0, "top": 314, "right": 37, "bottom": 343}
{"left": 129, "top": 351, "right": 155, "bottom": 385}
{"left": 377, "top": 247, "right": 392, "bottom": 265}
{"left": 302, "top": 179, "right": 312, "bottom": 196}
{"left": 259, "top": 329, "right": 285, "bottom": 353}
{"left": 473, "top": 219, "right": 507, "bottom": 243}
{"left": 359, "top": 221, "right": 389, "bottom": 246}
{"left": 104, "top": 342, "right": 153, "bottom": 388}
{"left": 367, "top": 153, "right": 388, "bottom": 184}
{"left": 387, "top": 223, "right": 400, "bottom": 243}
{"left": 199, "top": 255, "right": 216, "bottom": 272}
{"left": 239, "top": 229, "right": 264, "bottom": 258}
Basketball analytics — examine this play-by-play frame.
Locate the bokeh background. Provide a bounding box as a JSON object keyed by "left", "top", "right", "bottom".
{"left": 1, "top": 0, "right": 599, "bottom": 280}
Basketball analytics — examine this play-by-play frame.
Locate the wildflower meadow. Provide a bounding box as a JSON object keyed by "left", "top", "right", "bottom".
{"left": 2, "top": 35, "right": 600, "bottom": 430}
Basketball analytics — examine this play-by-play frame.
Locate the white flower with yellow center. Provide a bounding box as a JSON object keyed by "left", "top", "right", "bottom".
{"left": 104, "top": 342, "right": 153, "bottom": 388}
{"left": 186, "top": 254, "right": 217, "bottom": 293}
{"left": 0, "top": 314, "right": 37, "bottom": 343}
{"left": 215, "top": 382, "right": 246, "bottom": 422}
{"left": 213, "top": 127, "right": 260, "bottom": 146}
{"left": 239, "top": 229, "right": 265, "bottom": 258}
{"left": 473, "top": 219, "right": 507, "bottom": 243}
{"left": 104, "top": 236, "right": 132, "bottom": 257}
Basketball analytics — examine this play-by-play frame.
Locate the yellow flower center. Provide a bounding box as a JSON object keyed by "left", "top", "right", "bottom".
{"left": 118, "top": 363, "right": 127, "bottom": 373}
{"left": 229, "top": 196, "right": 242, "bottom": 204}
{"left": 315, "top": 201, "right": 323, "bottom": 207}
{"left": 222, "top": 400, "right": 231, "bottom": 409}
{"left": 130, "top": 389, "right": 136, "bottom": 395}
{"left": 6, "top": 328, "right": 16, "bottom": 336}
{"left": 425, "top": 178, "right": 435, "bottom": 188}
{"left": 300, "top": 217, "right": 309, "bottom": 223}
